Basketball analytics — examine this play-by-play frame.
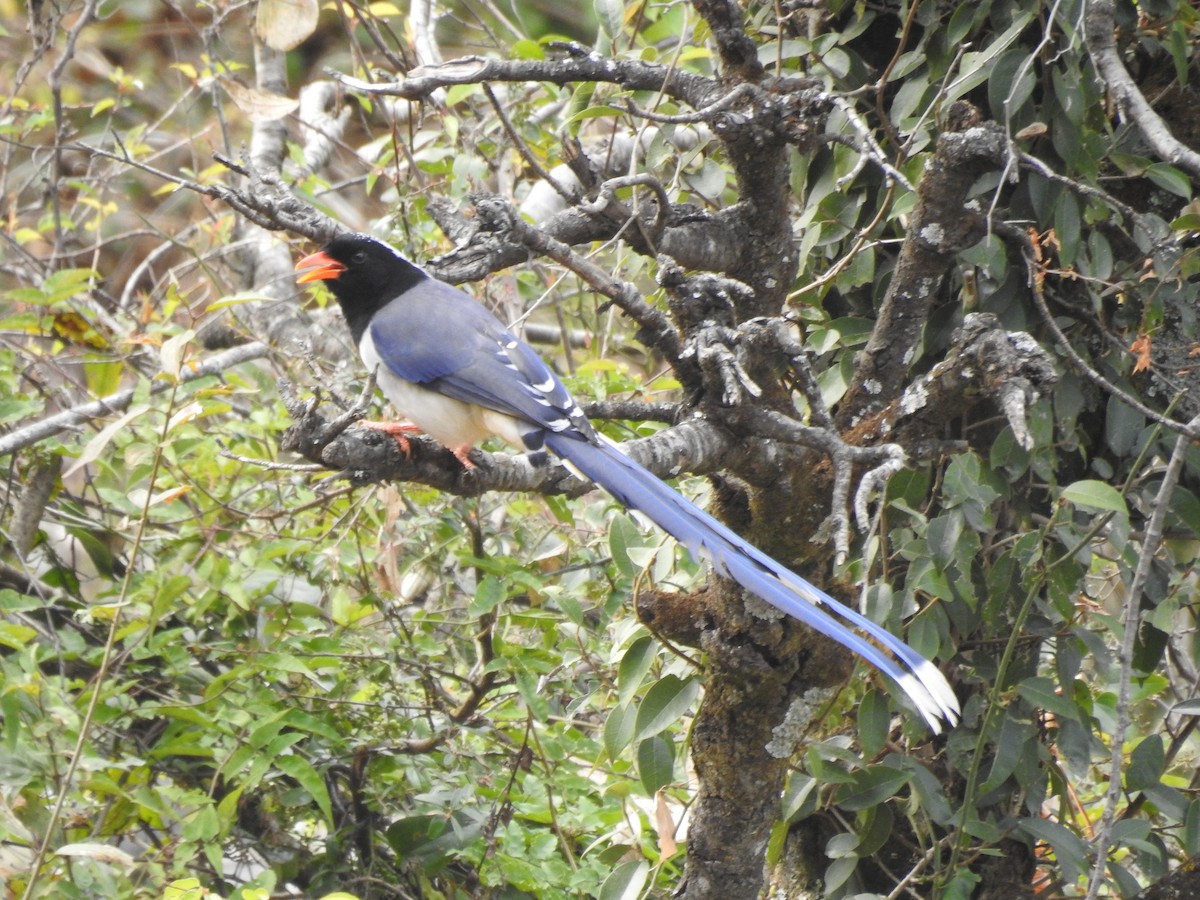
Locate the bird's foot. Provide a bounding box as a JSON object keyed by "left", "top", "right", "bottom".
{"left": 358, "top": 422, "right": 476, "bottom": 470}
{"left": 450, "top": 446, "right": 476, "bottom": 470}
{"left": 359, "top": 420, "right": 421, "bottom": 457}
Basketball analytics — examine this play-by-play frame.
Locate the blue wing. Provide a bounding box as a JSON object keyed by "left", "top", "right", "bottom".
{"left": 367, "top": 278, "right": 594, "bottom": 444}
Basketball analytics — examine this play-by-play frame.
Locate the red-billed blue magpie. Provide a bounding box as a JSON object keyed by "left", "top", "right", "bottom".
{"left": 296, "top": 233, "right": 959, "bottom": 733}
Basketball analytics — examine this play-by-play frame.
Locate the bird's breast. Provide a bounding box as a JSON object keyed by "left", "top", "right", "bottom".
{"left": 359, "top": 334, "right": 528, "bottom": 451}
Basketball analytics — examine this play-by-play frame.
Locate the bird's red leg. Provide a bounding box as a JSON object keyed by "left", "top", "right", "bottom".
{"left": 359, "top": 420, "right": 421, "bottom": 457}
{"left": 359, "top": 421, "right": 476, "bottom": 469}
{"left": 449, "top": 446, "right": 476, "bottom": 470}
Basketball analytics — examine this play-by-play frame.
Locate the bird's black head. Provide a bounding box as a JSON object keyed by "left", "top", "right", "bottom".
{"left": 295, "top": 233, "right": 426, "bottom": 340}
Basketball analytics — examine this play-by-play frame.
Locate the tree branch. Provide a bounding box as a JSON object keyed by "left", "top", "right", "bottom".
{"left": 839, "top": 117, "right": 1009, "bottom": 425}
{"left": 1084, "top": 0, "right": 1200, "bottom": 179}
{"left": 329, "top": 50, "right": 719, "bottom": 110}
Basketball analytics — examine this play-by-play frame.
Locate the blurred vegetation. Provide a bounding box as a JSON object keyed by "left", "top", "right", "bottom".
{"left": 3, "top": 0, "right": 1200, "bottom": 898}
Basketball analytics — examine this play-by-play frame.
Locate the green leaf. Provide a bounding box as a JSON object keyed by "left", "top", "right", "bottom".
{"left": 84, "top": 358, "right": 124, "bottom": 399}
{"left": 834, "top": 765, "right": 910, "bottom": 811}
{"left": 259, "top": 652, "right": 318, "bottom": 680}
{"left": 1184, "top": 800, "right": 1200, "bottom": 858}
{"left": 1172, "top": 698, "right": 1200, "bottom": 716}
{"left": 1110, "top": 818, "right": 1157, "bottom": 855}
{"left": 618, "top": 635, "right": 657, "bottom": 706}
{"left": 945, "top": 9, "right": 1034, "bottom": 102}
{"left": 960, "top": 233, "right": 1007, "bottom": 280}
{"left": 1017, "top": 817, "right": 1090, "bottom": 884}
{"left": 181, "top": 803, "right": 220, "bottom": 843}
{"left": 926, "top": 511, "right": 964, "bottom": 570}
{"left": 838, "top": 244, "right": 875, "bottom": 289}
{"left": 603, "top": 702, "right": 637, "bottom": 760}
{"left": 609, "top": 512, "right": 648, "bottom": 579}
{"left": 1125, "top": 734, "right": 1165, "bottom": 793}
{"left": 1171, "top": 212, "right": 1200, "bottom": 231}
{"left": 989, "top": 48, "right": 1035, "bottom": 119}
{"left": 598, "top": 859, "right": 649, "bottom": 900}
{"left": 1060, "top": 479, "right": 1127, "bottom": 515}
{"left": 595, "top": 0, "right": 625, "bottom": 42}
{"left": 1054, "top": 192, "right": 1081, "bottom": 265}
{"left": 470, "top": 574, "right": 508, "bottom": 616}
{"left": 1108, "top": 860, "right": 1144, "bottom": 897}
{"left": 1169, "top": 21, "right": 1189, "bottom": 87}
{"left": 277, "top": 753, "right": 334, "bottom": 825}
{"left": 857, "top": 689, "right": 888, "bottom": 758}
{"left": 1016, "top": 676, "right": 1083, "bottom": 721}
{"left": 1105, "top": 393, "right": 1145, "bottom": 456}
{"left": 823, "top": 854, "right": 859, "bottom": 893}
{"left": 516, "top": 669, "right": 552, "bottom": 721}
{"left": 942, "top": 452, "right": 1000, "bottom": 508}
{"left": 635, "top": 735, "right": 674, "bottom": 794}
{"left": 0, "top": 621, "right": 38, "bottom": 650}
{"left": 857, "top": 803, "right": 895, "bottom": 857}
{"left": 510, "top": 38, "right": 545, "bottom": 60}
{"left": 978, "top": 713, "right": 1029, "bottom": 794}
{"left": 903, "top": 760, "right": 955, "bottom": 825}
{"left": 940, "top": 868, "right": 982, "bottom": 900}
{"left": 946, "top": 3, "right": 979, "bottom": 46}
{"left": 634, "top": 674, "right": 700, "bottom": 740}
{"left": 63, "top": 403, "right": 149, "bottom": 478}
{"left": 1146, "top": 163, "right": 1191, "bottom": 199}
{"left": 780, "top": 772, "right": 818, "bottom": 823}
{"left": 685, "top": 158, "right": 727, "bottom": 201}
{"left": 563, "top": 104, "right": 625, "bottom": 127}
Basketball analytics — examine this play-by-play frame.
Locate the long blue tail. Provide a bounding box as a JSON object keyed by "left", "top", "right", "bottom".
{"left": 543, "top": 432, "right": 960, "bottom": 733}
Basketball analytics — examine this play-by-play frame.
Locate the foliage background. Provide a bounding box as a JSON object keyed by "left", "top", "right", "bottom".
{"left": 3, "top": 0, "right": 1200, "bottom": 898}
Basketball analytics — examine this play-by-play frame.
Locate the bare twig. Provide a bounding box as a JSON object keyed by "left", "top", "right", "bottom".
{"left": 579, "top": 173, "right": 671, "bottom": 242}
{"left": 829, "top": 94, "right": 915, "bottom": 192}
{"left": 472, "top": 196, "right": 684, "bottom": 363}
{"left": 47, "top": 0, "right": 100, "bottom": 259}
{"left": 218, "top": 449, "right": 325, "bottom": 472}
{"left": 622, "top": 83, "right": 757, "bottom": 124}
{"left": 1017, "top": 150, "right": 1158, "bottom": 241}
{"left": 854, "top": 446, "right": 907, "bottom": 532}
{"left": 295, "top": 81, "right": 352, "bottom": 176}
{"left": 483, "top": 83, "right": 577, "bottom": 206}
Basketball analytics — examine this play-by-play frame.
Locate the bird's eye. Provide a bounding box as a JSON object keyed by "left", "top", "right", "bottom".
{"left": 351, "top": 251, "right": 367, "bottom": 264}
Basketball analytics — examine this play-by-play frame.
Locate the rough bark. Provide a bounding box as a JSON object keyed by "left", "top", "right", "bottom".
{"left": 837, "top": 114, "right": 1009, "bottom": 429}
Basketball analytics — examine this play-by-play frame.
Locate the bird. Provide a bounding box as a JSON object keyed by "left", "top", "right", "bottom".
{"left": 295, "top": 232, "right": 960, "bottom": 733}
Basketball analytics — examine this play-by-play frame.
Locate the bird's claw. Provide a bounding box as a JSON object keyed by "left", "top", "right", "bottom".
{"left": 358, "top": 420, "right": 421, "bottom": 458}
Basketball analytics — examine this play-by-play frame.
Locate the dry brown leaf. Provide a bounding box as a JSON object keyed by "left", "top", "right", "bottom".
{"left": 255, "top": 0, "right": 319, "bottom": 51}
{"left": 654, "top": 790, "right": 678, "bottom": 858}
{"left": 221, "top": 80, "right": 300, "bottom": 123}
{"left": 1130, "top": 334, "right": 1152, "bottom": 374}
